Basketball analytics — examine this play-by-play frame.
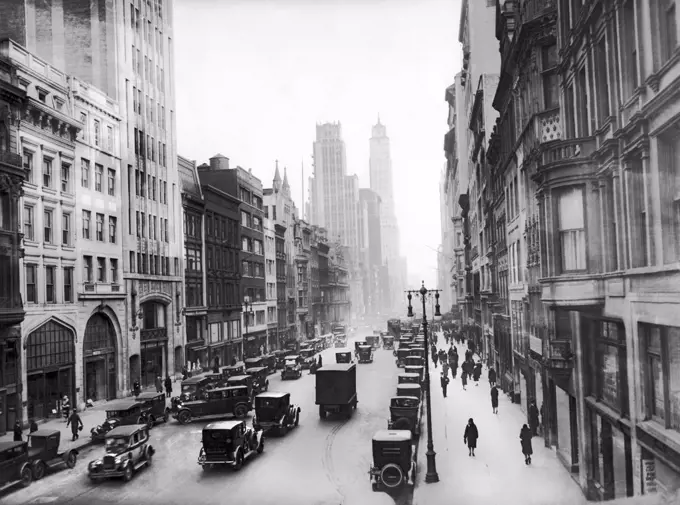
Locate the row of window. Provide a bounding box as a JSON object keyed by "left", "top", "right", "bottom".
{"left": 206, "top": 213, "right": 239, "bottom": 246}
{"left": 25, "top": 265, "right": 74, "bottom": 304}
{"left": 239, "top": 186, "right": 263, "bottom": 210}
{"left": 133, "top": 168, "right": 168, "bottom": 203}
{"left": 83, "top": 211, "right": 117, "bottom": 243}
{"left": 184, "top": 212, "right": 202, "bottom": 240}
{"left": 135, "top": 211, "right": 169, "bottom": 242}
{"left": 206, "top": 246, "right": 238, "bottom": 273}
{"left": 206, "top": 281, "right": 239, "bottom": 308}
{"left": 133, "top": 128, "right": 168, "bottom": 167}
{"left": 242, "top": 236, "right": 264, "bottom": 255}
{"left": 242, "top": 260, "right": 264, "bottom": 278}
{"left": 240, "top": 210, "right": 263, "bottom": 231}
{"left": 81, "top": 159, "right": 117, "bottom": 195}
{"left": 83, "top": 256, "right": 119, "bottom": 284}
{"left": 128, "top": 251, "right": 174, "bottom": 276}
{"left": 132, "top": 84, "right": 166, "bottom": 129}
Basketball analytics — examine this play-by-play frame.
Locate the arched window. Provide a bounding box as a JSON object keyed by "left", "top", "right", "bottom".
{"left": 84, "top": 314, "right": 116, "bottom": 354}
{"left": 26, "top": 320, "right": 75, "bottom": 372}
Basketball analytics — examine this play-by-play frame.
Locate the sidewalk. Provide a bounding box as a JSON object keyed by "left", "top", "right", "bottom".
{"left": 413, "top": 334, "right": 588, "bottom": 505}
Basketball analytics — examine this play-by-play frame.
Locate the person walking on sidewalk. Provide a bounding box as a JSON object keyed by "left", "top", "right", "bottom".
{"left": 520, "top": 424, "right": 533, "bottom": 465}
{"left": 488, "top": 366, "right": 497, "bottom": 387}
{"left": 164, "top": 375, "right": 173, "bottom": 398}
{"left": 29, "top": 419, "right": 38, "bottom": 433}
{"left": 441, "top": 358, "right": 449, "bottom": 379}
{"left": 461, "top": 371, "right": 468, "bottom": 390}
{"left": 155, "top": 375, "right": 163, "bottom": 394}
{"left": 472, "top": 362, "right": 482, "bottom": 385}
{"left": 438, "top": 348, "right": 447, "bottom": 366}
{"left": 431, "top": 345, "right": 439, "bottom": 368}
{"left": 440, "top": 371, "right": 450, "bottom": 398}
{"left": 463, "top": 418, "right": 479, "bottom": 457}
{"left": 67, "top": 410, "right": 83, "bottom": 442}
{"left": 13, "top": 420, "right": 22, "bottom": 441}
{"left": 490, "top": 385, "right": 499, "bottom": 414}
{"left": 529, "top": 400, "right": 540, "bottom": 436}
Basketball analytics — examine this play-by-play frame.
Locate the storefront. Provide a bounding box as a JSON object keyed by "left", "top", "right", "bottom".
{"left": 555, "top": 382, "right": 579, "bottom": 473}
{"left": 0, "top": 327, "right": 20, "bottom": 435}
{"left": 244, "top": 330, "right": 267, "bottom": 358}
{"left": 26, "top": 320, "right": 75, "bottom": 421}
{"left": 208, "top": 341, "right": 228, "bottom": 370}
{"left": 139, "top": 301, "right": 168, "bottom": 387}
{"left": 185, "top": 340, "right": 207, "bottom": 370}
{"left": 83, "top": 314, "right": 117, "bottom": 402}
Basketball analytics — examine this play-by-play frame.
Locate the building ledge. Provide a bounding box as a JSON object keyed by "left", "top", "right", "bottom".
{"left": 540, "top": 274, "right": 604, "bottom": 306}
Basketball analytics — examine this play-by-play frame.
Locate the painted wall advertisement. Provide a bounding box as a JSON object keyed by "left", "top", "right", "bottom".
{"left": 643, "top": 459, "right": 658, "bottom": 494}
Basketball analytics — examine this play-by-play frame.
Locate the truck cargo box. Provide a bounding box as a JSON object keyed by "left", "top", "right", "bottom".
{"left": 315, "top": 363, "right": 357, "bottom": 406}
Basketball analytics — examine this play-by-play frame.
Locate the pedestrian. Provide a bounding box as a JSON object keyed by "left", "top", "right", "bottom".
{"left": 441, "top": 359, "right": 449, "bottom": 379}
{"left": 133, "top": 379, "right": 141, "bottom": 397}
{"left": 164, "top": 375, "right": 173, "bottom": 398}
{"left": 231, "top": 356, "right": 237, "bottom": 366}
{"left": 528, "top": 400, "right": 540, "bottom": 436}
{"left": 520, "top": 424, "right": 533, "bottom": 465}
{"left": 29, "top": 418, "right": 38, "bottom": 433}
{"left": 465, "top": 349, "right": 472, "bottom": 362}
{"left": 62, "top": 395, "right": 70, "bottom": 421}
{"left": 66, "top": 410, "right": 83, "bottom": 442}
{"left": 490, "top": 385, "right": 499, "bottom": 414}
{"left": 155, "top": 375, "right": 163, "bottom": 394}
{"left": 473, "top": 362, "right": 482, "bottom": 385}
{"left": 488, "top": 366, "right": 497, "bottom": 387}
{"left": 432, "top": 350, "right": 439, "bottom": 368}
{"left": 461, "top": 371, "right": 468, "bottom": 390}
{"left": 438, "top": 349, "right": 447, "bottom": 365}
{"left": 463, "top": 418, "right": 478, "bottom": 457}
{"left": 441, "top": 371, "right": 450, "bottom": 397}
{"left": 13, "top": 420, "right": 22, "bottom": 441}
{"left": 181, "top": 365, "right": 188, "bottom": 381}
{"left": 318, "top": 355, "right": 323, "bottom": 368}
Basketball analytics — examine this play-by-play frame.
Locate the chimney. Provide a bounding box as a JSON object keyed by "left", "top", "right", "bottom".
{"left": 208, "top": 154, "right": 230, "bottom": 171}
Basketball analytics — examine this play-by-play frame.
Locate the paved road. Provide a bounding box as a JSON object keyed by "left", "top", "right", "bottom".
{"left": 3, "top": 334, "right": 412, "bottom": 505}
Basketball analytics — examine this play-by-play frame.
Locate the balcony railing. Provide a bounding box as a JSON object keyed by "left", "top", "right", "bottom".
{"left": 0, "top": 150, "right": 23, "bottom": 168}
{"left": 140, "top": 327, "right": 168, "bottom": 342}
{"left": 541, "top": 137, "right": 596, "bottom": 165}
{"left": 542, "top": 339, "right": 574, "bottom": 369}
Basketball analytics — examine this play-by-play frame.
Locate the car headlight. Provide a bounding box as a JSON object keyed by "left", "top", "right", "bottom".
{"left": 115, "top": 456, "right": 123, "bottom": 464}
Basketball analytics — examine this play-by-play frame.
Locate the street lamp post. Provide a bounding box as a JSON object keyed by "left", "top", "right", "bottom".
{"left": 406, "top": 281, "right": 442, "bottom": 484}
{"left": 243, "top": 295, "right": 253, "bottom": 360}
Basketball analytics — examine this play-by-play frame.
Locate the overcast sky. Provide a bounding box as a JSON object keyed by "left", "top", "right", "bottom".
{"left": 174, "top": 0, "right": 461, "bottom": 289}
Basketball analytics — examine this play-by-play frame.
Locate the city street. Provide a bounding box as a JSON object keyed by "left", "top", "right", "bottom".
{"left": 3, "top": 335, "right": 411, "bottom": 505}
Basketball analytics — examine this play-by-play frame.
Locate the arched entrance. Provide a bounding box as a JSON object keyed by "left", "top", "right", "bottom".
{"left": 26, "top": 320, "right": 75, "bottom": 421}
{"left": 83, "top": 314, "right": 117, "bottom": 401}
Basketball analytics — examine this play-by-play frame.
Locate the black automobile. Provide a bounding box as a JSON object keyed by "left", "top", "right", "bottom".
{"left": 226, "top": 375, "right": 254, "bottom": 399}
{"left": 281, "top": 355, "right": 303, "bottom": 380}
{"left": 0, "top": 441, "right": 34, "bottom": 491}
{"left": 170, "top": 376, "right": 216, "bottom": 413}
{"left": 26, "top": 430, "right": 78, "bottom": 480}
{"left": 335, "top": 349, "right": 353, "bottom": 364}
{"left": 252, "top": 392, "right": 301, "bottom": 436}
{"left": 244, "top": 367, "right": 270, "bottom": 394}
{"left": 134, "top": 391, "right": 170, "bottom": 425}
{"left": 87, "top": 425, "right": 154, "bottom": 482}
{"left": 387, "top": 396, "right": 421, "bottom": 436}
{"left": 404, "top": 355, "right": 424, "bottom": 368}
{"left": 398, "top": 373, "right": 420, "bottom": 385}
{"left": 369, "top": 430, "right": 416, "bottom": 491}
{"left": 404, "top": 365, "right": 424, "bottom": 383}
{"left": 395, "top": 348, "right": 411, "bottom": 368}
{"left": 174, "top": 385, "right": 252, "bottom": 424}
{"left": 357, "top": 345, "right": 374, "bottom": 364}
{"left": 91, "top": 400, "right": 152, "bottom": 442}
{"left": 219, "top": 363, "right": 246, "bottom": 380}
{"left": 396, "top": 383, "right": 422, "bottom": 402}
{"left": 299, "top": 348, "right": 316, "bottom": 370}
{"left": 197, "top": 420, "right": 264, "bottom": 471}
{"left": 383, "top": 336, "right": 395, "bottom": 350}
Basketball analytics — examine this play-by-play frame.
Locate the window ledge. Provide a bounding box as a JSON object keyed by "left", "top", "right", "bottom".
{"left": 62, "top": 245, "right": 75, "bottom": 251}
{"left": 638, "top": 420, "right": 680, "bottom": 456}
{"left": 43, "top": 244, "right": 57, "bottom": 250}
{"left": 645, "top": 48, "right": 680, "bottom": 93}
{"left": 623, "top": 263, "right": 680, "bottom": 277}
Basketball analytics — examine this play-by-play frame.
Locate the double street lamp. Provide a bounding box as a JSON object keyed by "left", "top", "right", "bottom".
{"left": 406, "top": 281, "right": 442, "bottom": 484}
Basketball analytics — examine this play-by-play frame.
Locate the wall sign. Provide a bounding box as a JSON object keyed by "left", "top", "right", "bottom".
{"left": 643, "top": 459, "right": 657, "bottom": 494}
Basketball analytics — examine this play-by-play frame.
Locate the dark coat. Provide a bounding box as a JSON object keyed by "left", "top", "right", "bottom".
{"left": 67, "top": 412, "right": 83, "bottom": 434}
{"left": 472, "top": 364, "right": 482, "bottom": 381}
{"left": 164, "top": 377, "right": 172, "bottom": 392}
{"left": 461, "top": 373, "right": 468, "bottom": 386}
{"left": 440, "top": 376, "right": 450, "bottom": 389}
{"left": 488, "top": 368, "right": 497, "bottom": 383}
{"left": 464, "top": 423, "right": 479, "bottom": 449}
{"left": 529, "top": 404, "right": 540, "bottom": 426}
{"left": 491, "top": 387, "right": 499, "bottom": 408}
{"left": 520, "top": 427, "right": 533, "bottom": 455}
{"left": 13, "top": 423, "right": 22, "bottom": 441}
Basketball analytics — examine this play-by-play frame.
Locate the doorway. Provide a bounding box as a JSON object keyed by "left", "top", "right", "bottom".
{"left": 83, "top": 314, "right": 117, "bottom": 401}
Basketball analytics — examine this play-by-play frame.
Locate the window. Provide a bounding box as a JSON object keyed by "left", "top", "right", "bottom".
{"left": 25, "top": 265, "right": 36, "bottom": 303}
{"left": 81, "top": 159, "right": 90, "bottom": 188}
{"left": 109, "top": 216, "right": 117, "bottom": 243}
{"left": 659, "top": 0, "right": 678, "bottom": 62}
{"left": 23, "top": 150, "right": 33, "bottom": 183}
{"left": 107, "top": 125, "right": 114, "bottom": 152}
{"left": 62, "top": 212, "right": 71, "bottom": 246}
{"left": 595, "top": 38, "right": 610, "bottom": 121}
{"left": 108, "top": 168, "right": 116, "bottom": 196}
{"left": 558, "top": 187, "right": 586, "bottom": 271}
{"left": 24, "top": 206, "right": 33, "bottom": 240}
{"left": 45, "top": 266, "right": 55, "bottom": 303}
{"left": 586, "top": 319, "right": 628, "bottom": 415}
{"left": 622, "top": 1, "right": 638, "bottom": 98}
{"left": 641, "top": 323, "right": 680, "bottom": 432}
{"left": 541, "top": 44, "right": 559, "bottom": 109}
{"left": 63, "top": 267, "right": 73, "bottom": 303}
{"left": 84, "top": 256, "right": 93, "bottom": 282}
{"left": 96, "top": 213, "right": 104, "bottom": 241}
{"left": 43, "top": 158, "right": 52, "bottom": 188}
{"left": 110, "top": 259, "right": 118, "bottom": 284}
{"left": 97, "top": 257, "right": 106, "bottom": 282}
{"left": 564, "top": 84, "right": 576, "bottom": 138}
{"left": 95, "top": 164, "right": 103, "bottom": 192}
{"left": 61, "top": 164, "right": 70, "bottom": 192}
{"left": 93, "top": 120, "right": 101, "bottom": 146}
{"left": 129, "top": 251, "right": 136, "bottom": 273}
{"left": 43, "top": 209, "right": 53, "bottom": 243}
{"left": 82, "top": 210, "right": 91, "bottom": 239}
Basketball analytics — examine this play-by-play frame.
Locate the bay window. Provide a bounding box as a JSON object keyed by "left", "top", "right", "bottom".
{"left": 557, "top": 187, "right": 586, "bottom": 272}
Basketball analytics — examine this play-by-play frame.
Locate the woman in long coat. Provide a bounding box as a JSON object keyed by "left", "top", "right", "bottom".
{"left": 461, "top": 371, "right": 468, "bottom": 390}
{"left": 490, "top": 385, "right": 499, "bottom": 414}
{"left": 463, "top": 418, "right": 478, "bottom": 456}
{"left": 472, "top": 362, "right": 482, "bottom": 384}
{"left": 520, "top": 424, "right": 533, "bottom": 465}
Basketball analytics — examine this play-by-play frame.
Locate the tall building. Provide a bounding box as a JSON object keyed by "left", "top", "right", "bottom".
{"left": 0, "top": 51, "right": 26, "bottom": 435}
{"left": 358, "top": 188, "right": 383, "bottom": 316}
{"left": 0, "top": 0, "right": 186, "bottom": 393}
{"left": 263, "top": 214, "right": 278, "bottom": 352}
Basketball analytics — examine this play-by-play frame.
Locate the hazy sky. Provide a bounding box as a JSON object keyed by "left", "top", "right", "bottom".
{"left": 174, "top": 0, "right": 461, "bottom": 289}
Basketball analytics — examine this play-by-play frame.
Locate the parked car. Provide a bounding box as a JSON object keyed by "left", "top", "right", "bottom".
{"left": 404, "top": 365, "right": 424, "bottom": 383}
{"left": 170, "top": 376, "right": 216, "bottom": 413}
{"left": 134, "top": 391, "right": 170, "bottom": 425}
{"left": 404, "top": 356, "right": 424, "bottom": 368}
{"left": 395, "top": 348, "right": 411, "bottom": 368}
{"left": 369, "top": 430, "right": 416, "bottom": 491}
{"left": 0, "top": 441, "right": 35, "bottom": 491}
{"left": 252, "top": 392, "right": 301, "bottom": 436}
{"left": 335, "top": 349, "right": 353, "bottom": 364}
{"left": 219, "top": 363, "right": 246, "bottom": 380}
{"left": 244, "top": 357, "right": 265, "bottom": 370}
{"left": 357, "top": 345, "right": 374, "bottom": 364}
{"left": 226, "top": 375, "right": 255, "bottom": 399}
{"left": 299, "top": 348, "right": 316, "bottom": 370}
{"left": 245, "top": 367, "right": 270, "bottom": 395}
{"left": 316, "top": 363, "right": 358, "bottom": 419}
{"left": 260, "top": 354, "right": 278, "bottom": 374}
{"left": 281, "top": 355, "right": 303, "bottom": 380}
{"left": 87, "top": 425, "right": 154, "bottom": 482}
{"left": 272, "top": 350, "right": 292, "bottom": 370}
{"left": 174, "top": 385, "right": 252, "bottom": 424}
{"left": 197, "top": 420, "right": 264, "bottom": 471}
{"left": 396, "top": 383, "right": 422, "bottom": 402}
{"left": 387, "top": 397, "right": 421, "bottom": 435}
{"left": 398, "top": 373, "right": 421, "bottom": 385}
{"left": 91, "top": 400, "right": 152, "bottom": 442}
{"left": 409, "top": 347, "right": 426, "bottom": 360}
{"left": 26, "top": 430, "right": 78, "bottom": 480}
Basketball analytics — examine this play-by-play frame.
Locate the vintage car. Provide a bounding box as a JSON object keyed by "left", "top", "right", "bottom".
{"left": 197, "top": 420, "right": 264, "bottom": 471}
{"left": 174, "top": 385, "right": 252, "bottom": 424}
{"left": 299, "top": 348, "right": 316, "bottom": 370}
{"left": 252, "top": 392, "right": 301, "bottom": 436}
{"left": 272, "top": 350, "right": 292, "bottom": 370}
{"left": 87, "top": 425, "right": 154, "bottom": 482}
{"left": 244, "top": 357, "right": 265, "bottom": 370}
{"left": 382, "top": 335, "right": 395, "bottom": 350}
{"left": 404, "top": 365, "right": 424, "bottom": 382}
{"left": 410, "top": 347, "right": 426, "bottom": 360}
{"left": 26, "top": 430, "right": 78, "bottom": 480}
{"left": 357, "top": 345, "right": 374, "bottom": 364}
{"left": 170, "top": 376, "right": 216, "bottom": 413}
{"left": 387, "top": 396, "right": 421, "bottom": 435}
{"left": 335, "top": 349, "right": 353, "bottom": 364}
{"left": 91, "top": 400, "right": 152, "bottom": 442}
{"left": 260, "top": 354, "right": 278, "bottom": 374}
{"left": 281, "top": 355, "right": 303, "bottom": 380}
{"left": 0, "top": 441, "right": 34, "bottom": 491}
{"left": 134, "top": 391, "right": 170, "bottom": 425}
{"left": 398, "top": 373, "right": 421, "bottom": 385}
{"left": 333, "top": 334, "right": 347, "bottom": 348}
{"left": 397, "top": 383, "right": 422, "bottom": 401}
{"left": 316, "top": 364, "right": 358, "bottom": 419}
{"left": 244, "top": 367, "right": 270, "bottom": 394}
{"left": 219, "top": 363, "right": 246, "bottom": 380}
{"left": 226, "top": 374, "right": 254, "bottom": 399}
{"left": 354, "top": 340, "right": 368, "bottom": 353}
{"left": 404, "top": 356, "right": 424, "bottom": 368}
{"left": 395, "top": 348, "right": 411, "bottom": 368}
{"left": 365, "top": 335, "right": 380, "bottom": 350}
{"left": 369, "top": 430, "right": 416, "bottom": 491}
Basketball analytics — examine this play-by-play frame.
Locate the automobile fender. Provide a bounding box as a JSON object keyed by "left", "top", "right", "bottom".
{"left": 254, "top": 430, "right": 264, "bottom": 446}
{"left": 19, "top": 461, "right": 33, "bottom": 482}
{"left": 146, "top": 445, "right": 155, "bottom": 458}
{"left": 62, "top": 448, "right": 78, "bottom": 463}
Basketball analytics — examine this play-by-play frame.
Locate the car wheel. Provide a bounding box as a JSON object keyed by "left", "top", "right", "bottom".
{"left": 147, "top": 416, "right": 155, "bottom": 429}
{"left": 257, "top": 437, "right": 264, "bottom": 453}
{"left": 294, "top": 412, "right": 300, "bottom": 427}
{"left": 123, "top": 464, "right": 133, "bottom": 482}
{"left": 234, "top": 404, "right": 248, "bottom": 418}
{"left": 66, "top": 451, "right": 77, "bottom": 469}
{"left": 233, "top": 449, "right": 244, "bottom": 471}
{"left": 394, "top": 417, "right": 411, "bottom": 430}
{"left": 177, "top": 410, "right": 192, "bottom": 424}
{"left": 32, "top": 460, "right": 46, "bottom": 480}
{"left": 20, "top": 465, "right": 33, "bottom": 488}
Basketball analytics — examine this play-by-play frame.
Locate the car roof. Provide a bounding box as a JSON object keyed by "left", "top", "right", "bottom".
{"left": 391, "top": 396, "right": 420, "bottom": 401}
{"left": 398, "top": 384, "right": 421, "bottom": 389}
{"left": 0, "top": 441, "right": 25, "bottom": 452}
{"left": 204, "top": 420, "right": 244, "bottom": 431}
{"left": 182, "top": 376, "right": 210, "bottom": 384}
{"left": 405, "top": 365, "right": 424, "bottom": 369}
{"left": 285, "top": 355, "right": 300, "bottom": 359}
{"left": 244, "top": 357, "right": 262, "bottom": 362}
{"left": 373, "top": 430, "right": 412, "bottom": 442}
{"left": 245, "top": 366, "right": 267, "bottom": 372}
{"left": 227, "top": 375, "right": 251, "bottom": 381}
{"left": 399, "top": 373, "right": 420, "bottom": 378}
{"left": 317, "top": 363, "right": 355, "bottom": 372}
{"left": 105, "top": 399, "right": 141, "bottom": 410}
{"left": 105, "top": 425, "right": 147, "bottom": 438}
{"left": 210, "top": 385, "right": 247, "bottom": 392}
{"left": 29, "top": 429, "right": 60, "bottom": 437}
{"left": 358, "top": 345, "right": 371, "bottom": 349}
{"left": 135, "top": 392, "right": 164, "bottom": 400}
{"left": 335, "top": 349, "right": 352, "bottom": 353}
{"left": 221, "top": 364, "right": 242, "bottom": 370}
{"left": 255, "top": 391, "right": 289, "bottom": 399}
